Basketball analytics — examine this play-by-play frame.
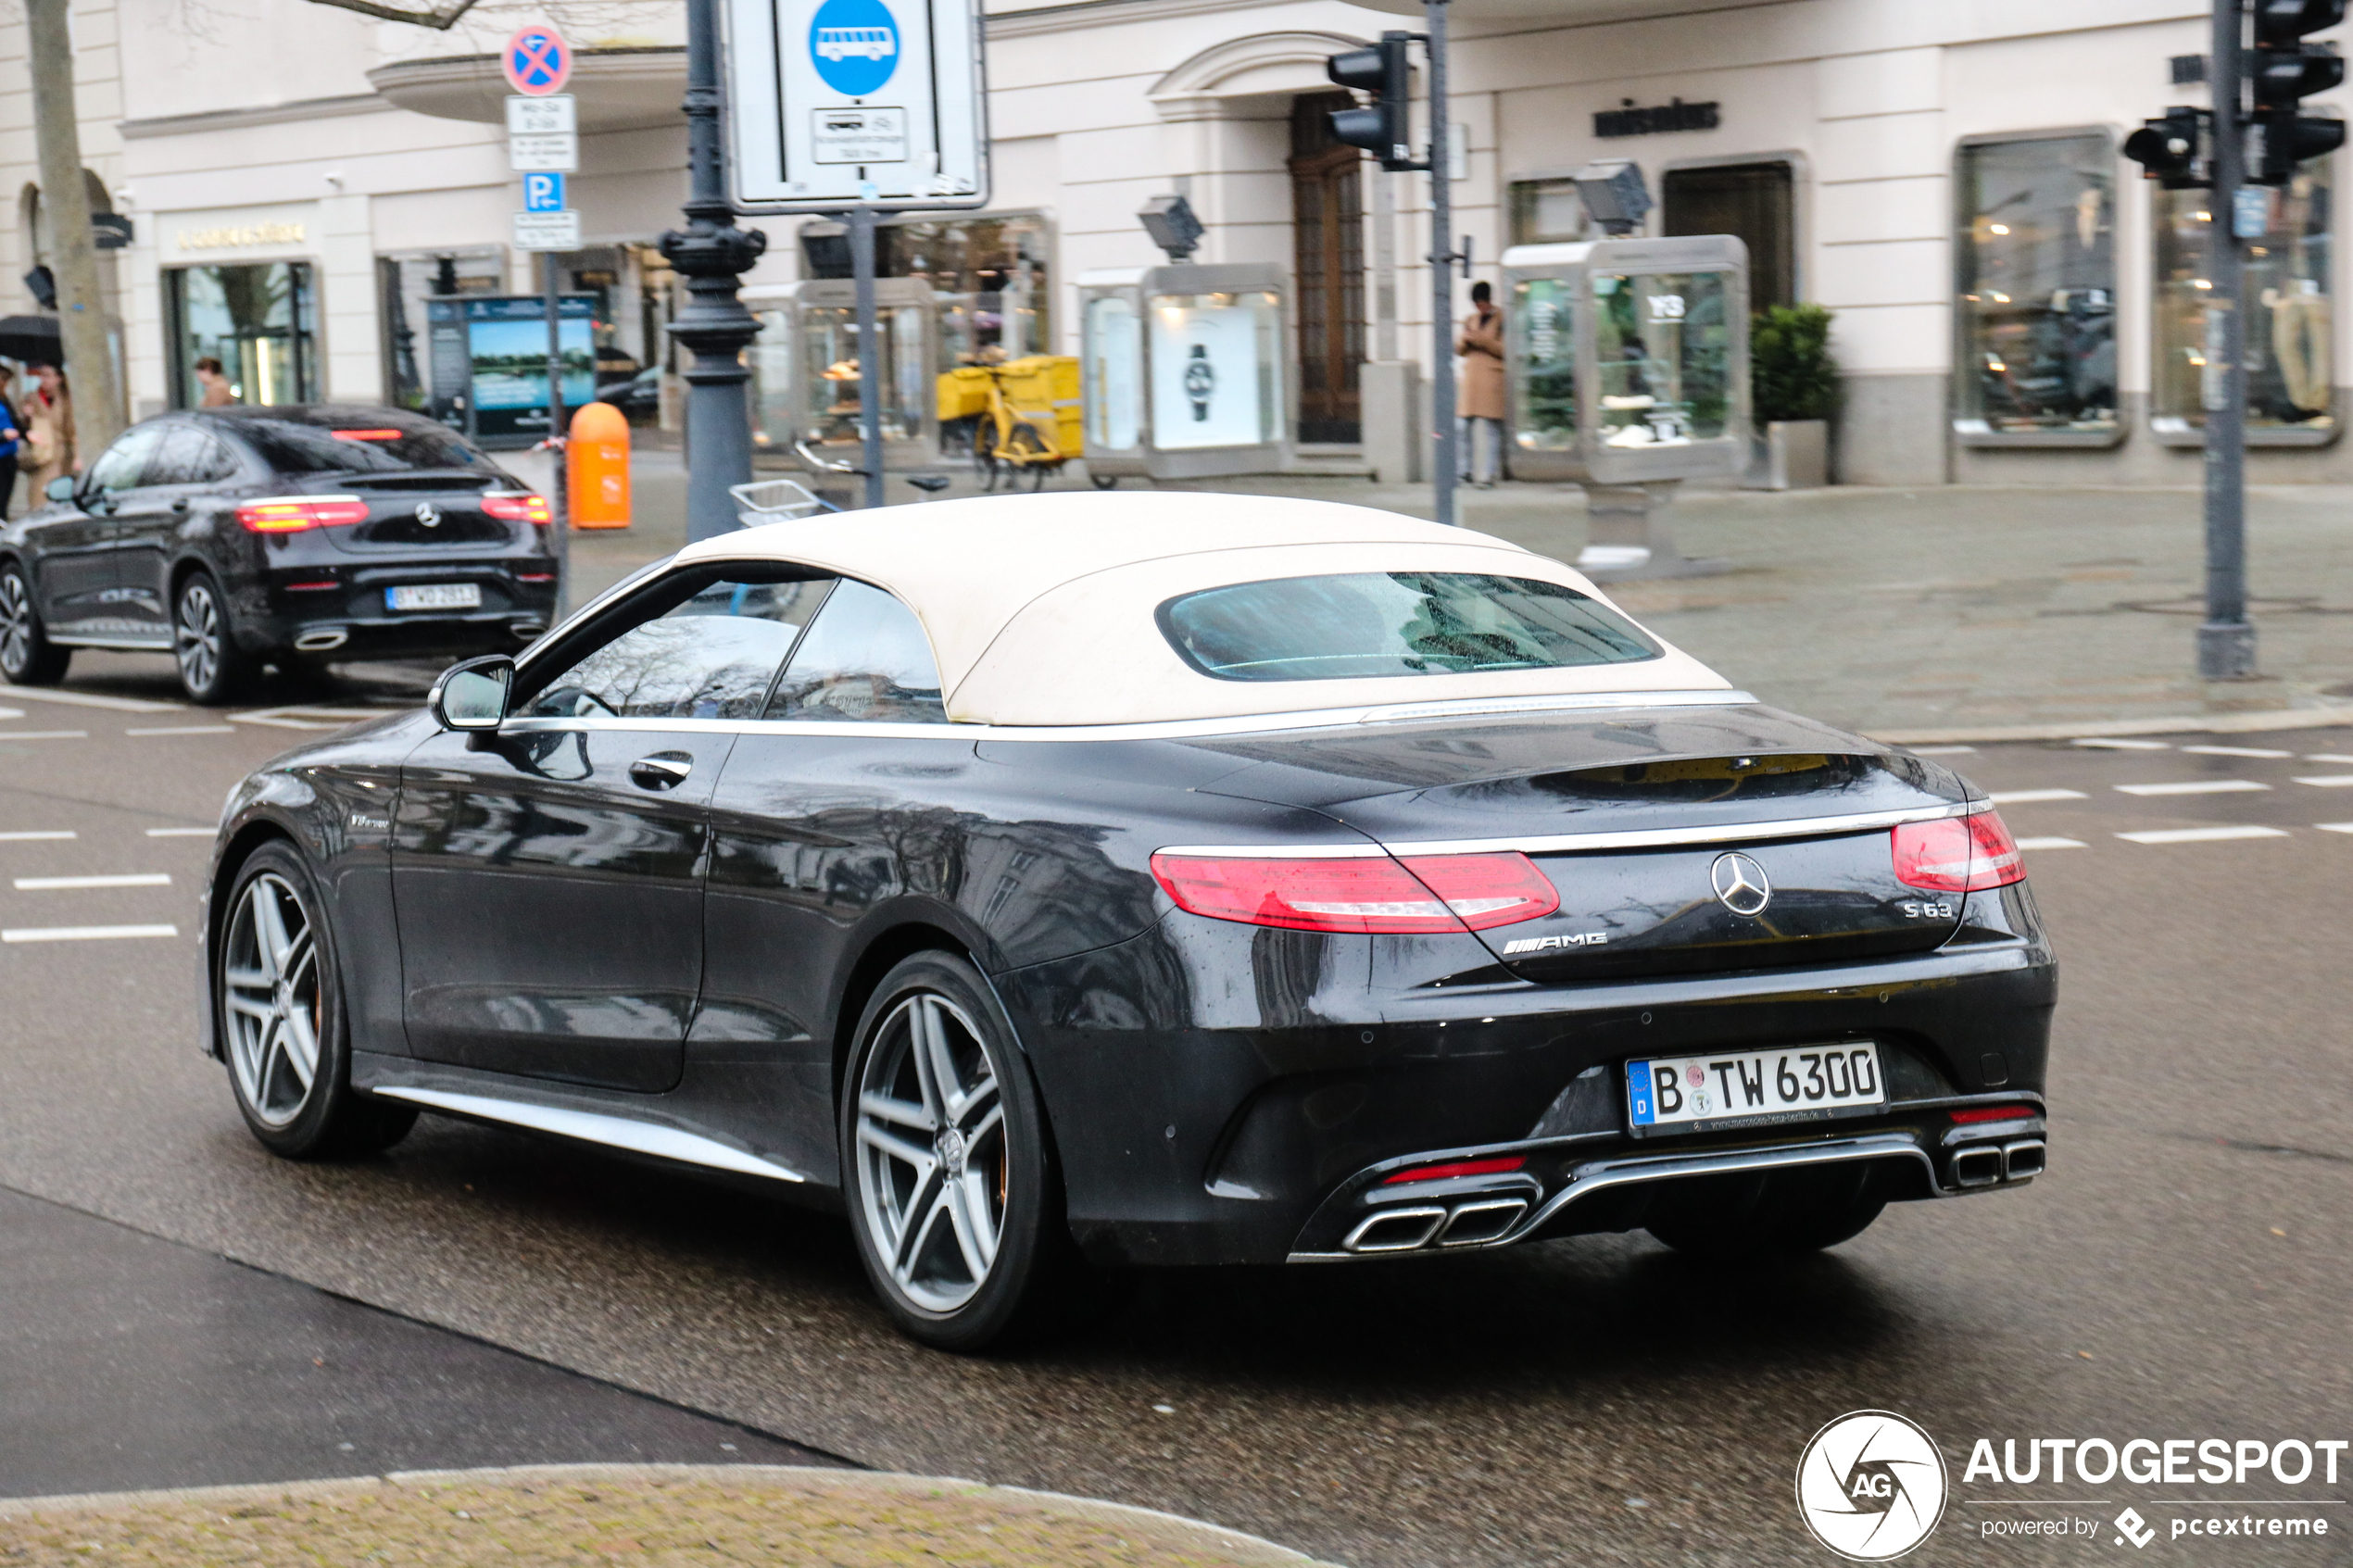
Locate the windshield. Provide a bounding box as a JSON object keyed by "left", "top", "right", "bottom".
{"left": 220, "top": 415, "right": 491, "bottom": 475}
{"left": 1158, "top": 571, "right": 1662, "bottom": 683}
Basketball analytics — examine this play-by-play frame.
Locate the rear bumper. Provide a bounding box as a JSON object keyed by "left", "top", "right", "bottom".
{"left": 245, "top": 572, "right": 558, "bottom": 659}
{"left": 997, "top": 895, "right": 2056, "bottom": 1269}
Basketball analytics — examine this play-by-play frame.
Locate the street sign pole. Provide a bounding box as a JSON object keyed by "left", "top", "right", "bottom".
{"left": 664, "top": 0, "right": 768, "bottom": 545}
{"left": 1426, "top": 0, "right": 1455, "bottom": 528}
{"left": 849, "top": 204, "right": 885, "bottom": 509}
{"left": 544, "top": 249, "right": 571, "bottom": 615}
{"left": 2200, "top": 0, "right": 2256, "bottom": 681}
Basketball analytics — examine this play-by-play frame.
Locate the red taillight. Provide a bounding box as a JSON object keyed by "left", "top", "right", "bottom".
{"left": 235, "top": 496, "right": 370, "bottom": 533}
{"left": 1148, "top": 851, "right": 1558, "bottom": 935}
{"left": 1382, "top": 1156, "right": 1526, "bottom": 1185}
{"left": 1950, "top": 1105, "right": 2037, "bottom": 1124}
{"left": 330, "top": 428, "right": 403, "bottom": 442}
{"left": 1892, "top": 811, "right": 2025, "bottom": 893}
{"left": 483, "top": 492, "right": 552, "bottom": 524}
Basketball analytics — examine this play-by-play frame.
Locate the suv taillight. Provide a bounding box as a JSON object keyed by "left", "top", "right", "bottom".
{"left": 1149, "top": 851, "right": 1559, "bottom": 935}
{"left": 235, "top": 495, "right": 370, "bottom": 533}
{"left": 482, "top": 492, "right": 551, "bottom": 524}
{"left": 1892, "top": 811, "right": 2025, "bottom": 893}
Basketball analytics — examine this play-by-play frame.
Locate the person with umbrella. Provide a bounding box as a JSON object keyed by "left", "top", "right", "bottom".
{"left": 23, "top": 362, "right": 72, "bottom": 496}
{"left": 0, "top": 363, "right": 21, "bottom": 517}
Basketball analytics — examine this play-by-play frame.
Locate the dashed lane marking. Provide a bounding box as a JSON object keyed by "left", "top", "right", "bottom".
{"left": 2292, "top": 775, "right": 2353, "bottom": 787}
{"left": 1989, "top": 789, "right": 2087, "bottom": 804}
{"left": 144, "top": 827, "right": 213, "bottom": 837}
{"left": 2318, "top": 823, "right": 2353, "bottom": 834}
{"left": 2, "top": 923, "right": 179, "bottom": 943}
{"left": 2017, "top": 837, "right": 2088, "bottom": 850}
{"left": 0, "top": 731, "right": 89, "bottom": 741}
{"left": 124, "top": 725, "right": 235, "bottom": 736}
{"left": 1908, "top": 745, "right": 1977, "bottom": 756}
{"left": 14, "top": 873, "right": 172, "bottom": 890}
{"left": 0, "top": 707, "right": 19, "bottom": 720}
{"left": 2115, "top": 780, "right": 2271, "bottom": 796}
{"left": 0, "top": 831, "right": 74, "bottom": 842}
{"left": 0, "top": 687, "right": 180, "bottom": 713}
{"left": 2116, "top": 826, "right": 2293, "bottom": 845}
{"left": 2182, "top": 745, "right": 2295, "bottom": 759}
{"left": 2306, "top": 754, "right": 2353, "bottom": 765}
{"left": 2072, "top": 738, "right": 2172, "bottom": 750}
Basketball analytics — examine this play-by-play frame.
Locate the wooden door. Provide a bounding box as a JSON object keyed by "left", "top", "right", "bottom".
{"left": 1290, "top": 93, "right": 1365, "bottom": 444}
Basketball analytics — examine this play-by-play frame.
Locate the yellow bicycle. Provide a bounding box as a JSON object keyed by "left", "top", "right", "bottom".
{"left": 968, "top": 363, "right": 1072, "bottom": 493}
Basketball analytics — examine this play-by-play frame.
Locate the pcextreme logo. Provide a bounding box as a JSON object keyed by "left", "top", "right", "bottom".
{"left": 1796, "top": 1411, "right": 1950, "bottom": 1561}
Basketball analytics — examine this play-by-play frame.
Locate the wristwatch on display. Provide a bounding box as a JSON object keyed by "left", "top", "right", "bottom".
{"left": 1184, "top": 344, "right": 1215, "bottom": 421}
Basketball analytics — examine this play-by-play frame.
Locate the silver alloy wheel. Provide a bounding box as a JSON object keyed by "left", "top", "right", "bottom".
{"left": 222, "top": 872, "right": 322, "bottom": 1129}
{"left": 854, "top": 992, "right": 1008, "bottom": 1313}
{"left": 0, "top": 571, "right": 31, "bottom": 676}
{"left": 175, "top": 579, "right": 222, "bottom": 694}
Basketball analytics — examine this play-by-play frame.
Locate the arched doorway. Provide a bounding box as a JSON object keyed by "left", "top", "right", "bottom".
{"left": 1289, "top": 92, "right": 1364, "bottom": 445}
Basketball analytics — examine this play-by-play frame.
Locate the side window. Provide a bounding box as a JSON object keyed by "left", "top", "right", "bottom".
{"left": 191, "top": 431, "right": 243, "bottom": 483}
{"left": 765, "top": 578, "right": 948, "bottom": 723}
{"left": 517, "top": 568, "right": 836, "bottom": 721}
{"left": 141, "top": 425, "right": 221, "bottom": 487}
{"left": 83, "top": 426, "right": 167, "bottom": 495}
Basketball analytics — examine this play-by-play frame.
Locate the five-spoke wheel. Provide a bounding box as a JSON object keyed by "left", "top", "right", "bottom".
{"left": 0, "top": 562, "right": 69, "bottom": 685}
{"left": 174, "top": 572, "right": 251, "bottom": 705}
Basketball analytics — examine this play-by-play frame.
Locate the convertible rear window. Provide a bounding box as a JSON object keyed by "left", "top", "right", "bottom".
{"left": 1157, "top": 572, "right": 1661, "bottom": 683}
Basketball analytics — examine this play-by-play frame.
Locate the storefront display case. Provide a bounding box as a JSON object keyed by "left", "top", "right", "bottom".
{"left": 1078, "top": 262, "right": 1291, "bottom": 481}
{"left": 1499, "top": 234, "right": 1751, "bottom": 485}
{"left": 745, "top": 278, "right": 945, "bottom": 471}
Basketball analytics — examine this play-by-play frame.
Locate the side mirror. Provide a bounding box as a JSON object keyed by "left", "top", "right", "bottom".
{"left": 429, "top": 655, "right": 514, "bottom": 732}
{"left": 43, "top": 476, "right": 74, "bottom": 504}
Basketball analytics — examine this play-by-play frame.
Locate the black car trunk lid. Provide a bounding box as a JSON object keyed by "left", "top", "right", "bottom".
{"left": 1192, "top": 705, "right": 1973, "bottom": 981}
{"left": 322, "top": 471, "right": 510, "bottom": 549}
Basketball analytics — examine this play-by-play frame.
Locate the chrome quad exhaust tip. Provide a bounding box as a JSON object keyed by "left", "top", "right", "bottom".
{"left": 1339, "top": 1197, "right": 1535, "bottom": 1254}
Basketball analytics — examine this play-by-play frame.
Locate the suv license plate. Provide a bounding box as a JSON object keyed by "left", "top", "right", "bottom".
{"left": 385, "top": 583, "right": 481, "bottom": 611}
{"left": 1627, "top": 1043, "right": 1885, "bottom": 1135}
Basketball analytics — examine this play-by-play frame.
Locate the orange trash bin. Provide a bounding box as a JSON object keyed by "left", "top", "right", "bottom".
{"left": 567, "top": 401, "right": 632, "bottom": 529}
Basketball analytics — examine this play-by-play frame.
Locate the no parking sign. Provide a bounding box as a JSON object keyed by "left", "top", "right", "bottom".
{"left": 502, "top": 24, "right": 573, "bottom": 96}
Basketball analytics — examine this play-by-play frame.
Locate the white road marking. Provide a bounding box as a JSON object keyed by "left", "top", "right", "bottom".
{"left": 2305, "top": 754, "right": 2353, "bottom": 765}
{"left": 2115, "top": 780, "right": 2271, "bottom": 796}
{"left": 13, "top": 873, "right": 172, "bottom": 890}
{"left": 124, "top": 724, "right": 235, "bottom": 736}
{"left": 227, "top": 714, "right": 348, "bottom": 731}
{"left": 0, "top": 707, "right": 19, "bottom": 720}
{"left": 2293, "top": 775, "right": 2353, "bottom": 787}
{"left": 2116, "top": 826, "right": 2291, "bottom": 845}
{"left": 1907, "top": 745, "right": 1977, "bottom": 756}
{"left": 0, "top": 688, "right": 180, "bottom": 713}
{"left": 2016, "top": 837, "right": 2088, "bottom": 850}
{"left": 2072, "top": 737, "right": 2172, "bottom": 749}
{"left": 2317, "top": 823, "right": 2353, "bottom": 834}
{"left": 0, "top": 731, "right": 90, "bottom": 741}
{"left": 144, "top": 827, "right": 213, "bottom": 837}
{"left": 1989, "top": 789, "right": 2087, "bottom": 804}
{"left": 2, "top": 923, "right": 180, "bottom": 944}
{"left": 2183, "top": 745, "right": 2294, "bottom": 759}
{"left": 0, "top": 831, "right": 75, "bottom": 841}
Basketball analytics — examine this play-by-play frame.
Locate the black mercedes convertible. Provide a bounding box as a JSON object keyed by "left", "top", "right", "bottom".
{"left": 195, "top": 493, "right": 2055, "bottom": 1349}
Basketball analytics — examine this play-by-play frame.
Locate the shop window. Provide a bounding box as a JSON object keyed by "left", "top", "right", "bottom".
{"left": 168, "top": 262, "right": 318, "bottom": 408}
{"left": 1591, "top": 271, "right": 1732, "bottom": 445}
{"left": 1510, "top": 179, "right": 1591, "bottom": 247}
{"left": 1955, "top": 133, "right": 2117, "bottom": 437}
{"left": 797, "top": 303, "right": 928, "bottom": 455}
{"left": 2153, "top": 162, "right": 2333, "bottom": 436}
{"left": 377, "top": 250, "right": 509, "bottom": 415}
{"left": 799, "top": 213, "right": 1054, "bottom": 364}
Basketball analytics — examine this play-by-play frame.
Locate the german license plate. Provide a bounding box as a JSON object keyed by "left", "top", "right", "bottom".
{"left": 1626, "top": 1043, "right": 1885, "bottom": 1135}
{"left": 385, "top": 583, "right": 480, "bottom": 611}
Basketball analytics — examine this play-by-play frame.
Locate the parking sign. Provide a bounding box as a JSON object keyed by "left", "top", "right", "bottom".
{"left": 723, "top": 0, "right": 988, "bottom": 212}
{"left": 522, "top": 172, "right": 567, "bottom": 213}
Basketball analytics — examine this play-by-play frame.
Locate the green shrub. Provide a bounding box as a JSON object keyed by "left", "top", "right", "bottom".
{"left": 1752, "top": 303, "right": 1840, "bottom": 424}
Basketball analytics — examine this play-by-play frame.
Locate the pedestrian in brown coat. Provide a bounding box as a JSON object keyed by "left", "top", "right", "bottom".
{"left": 1456, "top": 281, "right": 1505, "bottom": 486}
{"left": 23, "top": 363, "right": 73, "bottom": 497}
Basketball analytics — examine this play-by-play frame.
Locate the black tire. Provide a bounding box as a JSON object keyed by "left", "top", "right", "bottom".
{"left": 972, "top": 420, "right": 1000, "bottom": 489}
{"left": 1645, "top": 1167, "right": 1886, "bottom": 1259}
{"left": 839, "top": 951, "right": 1088, "bottom": 1351}
{"left": 173, "top": 570, "right": 258, "bottom": 706}
{"left": 215, "top": 841, "right": 417, "bottom": 1160}
{"left": 0, "top": 560, "right": 70, "bottom": 685}
{"left": 1089, "top": 474, "right": 1120, "bottom": 491}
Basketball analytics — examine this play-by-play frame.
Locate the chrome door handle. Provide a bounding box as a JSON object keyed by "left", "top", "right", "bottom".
{"left": 627, "top": 751, "right": 694, "bottom": 791}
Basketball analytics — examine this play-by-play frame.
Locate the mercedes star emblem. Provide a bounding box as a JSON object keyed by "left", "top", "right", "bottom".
{"left": 414, "top": 501, "right": 442, "bottom": 528}
{"left": 1710, "top": 851, "right": 1772, "bottom": 916}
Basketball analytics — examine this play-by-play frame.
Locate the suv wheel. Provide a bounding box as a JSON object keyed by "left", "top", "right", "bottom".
{"left": 173, "top": 571, "right": 254, "bottom": 705}
{"left": 0, "top": 561, "right": 70, "bottom": 685}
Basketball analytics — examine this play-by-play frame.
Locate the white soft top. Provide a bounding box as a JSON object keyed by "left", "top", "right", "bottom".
{"left": 673, "top": 491, "right": 1731, "bottom": 727}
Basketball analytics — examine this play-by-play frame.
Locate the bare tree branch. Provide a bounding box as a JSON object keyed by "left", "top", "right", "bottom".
{"left": 302, "top": 0, "right": 482, "bottom": 29}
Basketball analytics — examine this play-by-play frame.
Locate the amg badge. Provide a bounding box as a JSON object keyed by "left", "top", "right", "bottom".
{"left": 1503, "top": 932, "right": 1607, "bottom": 955}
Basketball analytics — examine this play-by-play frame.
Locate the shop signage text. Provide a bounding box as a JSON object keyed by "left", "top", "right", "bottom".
{"left": 1593, "top": 97, "right": 1719, "bottom": 138}
{"left": 174, "top": 221, "right": 306, "bottom": 250}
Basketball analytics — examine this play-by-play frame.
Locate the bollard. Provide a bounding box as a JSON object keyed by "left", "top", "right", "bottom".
{"left": 567, "top": 400, "right": 632, "bottom": 529}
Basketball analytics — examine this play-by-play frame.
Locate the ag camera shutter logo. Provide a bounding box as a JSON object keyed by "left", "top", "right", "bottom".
{"left": 808, "top": 0, "right": 900, "bottom": 95}
{"left": 1796, "top": 1411, "right": 1948, "bottom": 1561}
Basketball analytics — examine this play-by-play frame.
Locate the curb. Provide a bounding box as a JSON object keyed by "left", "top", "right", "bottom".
{"left": 1868, "top": 705, "right": 2353, "bottom": 746}
{"left": 0, "top": 1462, "right": 1339, "bottom": 1566}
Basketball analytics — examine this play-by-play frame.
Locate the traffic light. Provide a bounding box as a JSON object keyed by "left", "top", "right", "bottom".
{"left": 2248, "top": 0, "right": 2347, "bottom": 186}
{"left": 2123, "top": 106, "right": 2209, "bottom": 188}
{"left": 1327, "top": 32, "right": 1422, "bottom": 170}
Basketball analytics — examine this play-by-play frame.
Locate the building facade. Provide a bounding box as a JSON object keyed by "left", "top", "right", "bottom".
{"left": 5, "top": 0, "right": 2339, "bottom": 483}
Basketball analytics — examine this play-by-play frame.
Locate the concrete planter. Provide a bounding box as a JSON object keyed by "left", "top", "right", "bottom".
{"left": 1744, "top": 419, "right": 1829, "bottom": 490}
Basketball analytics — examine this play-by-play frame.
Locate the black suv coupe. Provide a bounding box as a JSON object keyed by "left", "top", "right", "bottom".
{"left": 0, "top": 405, "right": 560, "bottom": 703}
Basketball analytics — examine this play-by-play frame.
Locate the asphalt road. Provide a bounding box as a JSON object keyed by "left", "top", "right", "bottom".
{"left": 0, "top": 654, "right": 2347, "bottom": 1567}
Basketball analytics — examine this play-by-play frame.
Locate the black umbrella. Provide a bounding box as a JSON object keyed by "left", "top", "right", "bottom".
{"left": 0, "top": 315, "right": 62, "bottom": 366}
